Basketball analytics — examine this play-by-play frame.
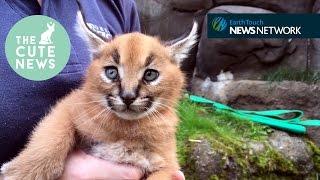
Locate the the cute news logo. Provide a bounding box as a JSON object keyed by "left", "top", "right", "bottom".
{"left": 5, "top": 15, "right": 70, "bottom": 81}
{"left": 211, "top": 17, "right": 227, "bottom": 32}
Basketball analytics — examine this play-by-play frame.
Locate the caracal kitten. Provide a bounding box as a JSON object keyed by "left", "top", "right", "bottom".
{"left": 1, "top": 12, "right": 198, "bottom": 180}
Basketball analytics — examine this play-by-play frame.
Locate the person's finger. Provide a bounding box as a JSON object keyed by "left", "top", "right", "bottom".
{"left": 91, "top": 161, "right": 142, "bottom": 180}
{"left": 172, "top": 170, "right": 185, "bottom": 180}
{"left": 61, "top": 150, "right": 143, "bottom": 180}
{"left": 81, "top": 150, "right": 143, "bottom": 179}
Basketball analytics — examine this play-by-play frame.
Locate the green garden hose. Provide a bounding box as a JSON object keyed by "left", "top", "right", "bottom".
{"left": 189, "top": 95, "right": 320, "bottom": 134}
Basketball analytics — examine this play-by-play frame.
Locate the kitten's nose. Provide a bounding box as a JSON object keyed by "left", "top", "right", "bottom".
{"left": 120, "top": 92, "right": 136, "bottom": 106}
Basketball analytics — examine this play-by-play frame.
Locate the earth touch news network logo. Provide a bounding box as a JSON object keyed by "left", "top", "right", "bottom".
{"left": 208, "top": 14, "right": 320, "bottom": 38}
{"left": 211, "top": 17, "right": 227, "bottom": 32}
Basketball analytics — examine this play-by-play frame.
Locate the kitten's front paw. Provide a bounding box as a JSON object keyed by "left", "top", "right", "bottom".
{"left": 1, "top": 162, "right": 10, "bottom": 174}
{"left": 1, "top": 162, "right": 18, "bottom": 180}
{"left": 1, "top": 158, "right": 64, "bottom": 180}
{"left": 1, "top": 161, "right": 38, "bottom": 180}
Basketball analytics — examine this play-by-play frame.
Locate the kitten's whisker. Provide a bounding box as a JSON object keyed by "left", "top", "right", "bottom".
{"left": 79, "top": 89, "right": 102, "bottom": 96}
{"left": 83, "top": 107, "right": 112, "bottom": 141}
{"left": 154, "top": 106, "right": 177, "bottom": 120}
{"left": 90, "top": 109, "right": 109, "bottom": 140}
{"left": 68, "top": 100, "right": 105, "bottom": 105}
{"left": 151, "top": 109, "right": 163, "bottom": 123}
{"left": 154, "top": 109, "right": 168, "bottom": 122}
{"left": 74, "top": 104, "right": 100, "bottom": 120}
{"left": 157, "top": 97, "right": 190, "bottom": 113}
{"left": 156, "top": 98, "right": 179, "bottom": 106}
{"left": 153, "top": 110, "right": 171, "bottom": 134}
{"left": 153, "top": 102, "right": 177, "bottom": 113}
{"left": 73, "top": 104, "right": 103, "bottom": 127}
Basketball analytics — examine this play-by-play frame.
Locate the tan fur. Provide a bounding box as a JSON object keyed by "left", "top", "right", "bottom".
{"left": 1, "top": 32, "right": 191, "bottom": 180}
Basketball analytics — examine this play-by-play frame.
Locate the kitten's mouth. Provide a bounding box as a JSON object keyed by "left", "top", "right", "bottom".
{"left": 106, "top": 96, "right": 154, "bottom": 120}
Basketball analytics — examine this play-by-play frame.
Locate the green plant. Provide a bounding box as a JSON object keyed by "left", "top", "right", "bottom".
{"left": 262, "top": 68, "right": 320, "bottom": 84}
{"left": 176, "top": 97, "right": 316, "bottom": 178}
{"left": 176, "top": 98, "right": 270, "bottom": 166}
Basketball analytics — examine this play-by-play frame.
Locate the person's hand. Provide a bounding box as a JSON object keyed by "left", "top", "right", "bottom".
{"left": 172, "top": 170, "right": 185, "bottom": 180}
{"left": 60, "top": 150, "right": 185, "bottom": 180}
{"left": 60, "top": 150, "right": 142, "bottom": 180}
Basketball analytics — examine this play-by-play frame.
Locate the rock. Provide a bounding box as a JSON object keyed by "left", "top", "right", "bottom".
{"left": 248, "top": 141, "right": 266, "bottom": 154}
{"left": 172, "top": 0, "right": 213, "bottom": 11}
{"left": 213, "top": 0, "right": 314, "bottom": 13}
{"left": 269, "top": 131, "right": 314, "bottom": 174}
{"left": 311, "top": 0, "right": 320, "bottom": 71}
{"left": 309, "top": 0, "right": 320, "bottom": 72}
{"left": 313, "top": 0, "right": 320, "bottom": 12}
{"left": 136, "top": 0, "right": 205, "bottom": 40}
{"left": 191, "top": 140, "right": 240, "bottom": 179}
{"left": 135, "top": 0, "right": 317, "bottom": 82}
{"left": 212, "top": 5, "right": 274, "bottom": 13}
{"left": 135, "top": 0, "right": 206, "bottom": 87}
{"left": 136, "top": 0, "right": 315, "bottom": 22}
{"left": 191, "top": 140, "right": 223, "bottom": 179}
{"left": 195, "top": 6, "right": 303, "bottom": 80}
{"left": 190, "top": 137, "right": 316, "bottom": 178}
{"left": 135, "top": 0, "right": 170, "bottom": 20}
{"left": 136, "top": 0, "right": 213, "bottom": 13}
{"left": 310, "top": 0, "right": 320, "bottom": 72}
{"left": 192, "top": 78, "right": 320, "bottom": 119}
{"left": 310, "top": 39, "right": 320, "bottom": 71}
{"left": 307, "top": 127, "right": 320, "bottom": 147}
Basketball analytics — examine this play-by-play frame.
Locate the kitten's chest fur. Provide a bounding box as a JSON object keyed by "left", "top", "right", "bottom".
{"left": 81, "top": 140, "right": 165, "bottom": 174}
{"left": 75, "top": 110, "right": 177, "bottom": 174}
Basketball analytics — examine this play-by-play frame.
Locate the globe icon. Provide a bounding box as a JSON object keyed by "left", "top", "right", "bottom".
{"left": 211, "top": 17, "right": 227, "bottom": 32}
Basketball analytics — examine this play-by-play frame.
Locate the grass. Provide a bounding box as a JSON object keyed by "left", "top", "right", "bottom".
{"left": 176, "top": 98, "right": 271, "bottom": 168}
{"left": 262, "top": 68, "right": 320, "bottom": 84}
{"left": 176, "top": 97, "right": 315, "bottom": 178}
{"left": 176, "top": 98, "right": 269, "bottom": 165}
{"left": 308, "top": 141, "right": 320, "bottom": 172}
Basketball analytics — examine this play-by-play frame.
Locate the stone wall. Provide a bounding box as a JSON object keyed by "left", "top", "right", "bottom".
{"left": 135, "top": 0, "right": 319, "bottom": 81}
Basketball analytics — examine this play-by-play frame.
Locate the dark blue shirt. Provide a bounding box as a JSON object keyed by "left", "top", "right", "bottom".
{"left": 0, "top": 0, "right": 140, "bottom": 164}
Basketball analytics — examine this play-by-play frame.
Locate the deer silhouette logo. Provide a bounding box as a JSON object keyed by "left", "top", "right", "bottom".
{"left": 39, "top": 22, "right": 55, "bottom": 45}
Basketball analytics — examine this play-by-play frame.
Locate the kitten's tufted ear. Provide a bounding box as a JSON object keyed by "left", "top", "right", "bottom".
{"left": 165, "top": 22, "right": 199, "bottom": 66}
{"left": 76, "top": 11, "right": 106, "bottom": 57}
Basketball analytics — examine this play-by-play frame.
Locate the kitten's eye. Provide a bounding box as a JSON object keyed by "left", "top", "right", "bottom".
{"left": 105, "top": 66, "right": 118, "bottom": 80}
{"left": 143, "top": 69, "right": 159, "bottom": 82}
